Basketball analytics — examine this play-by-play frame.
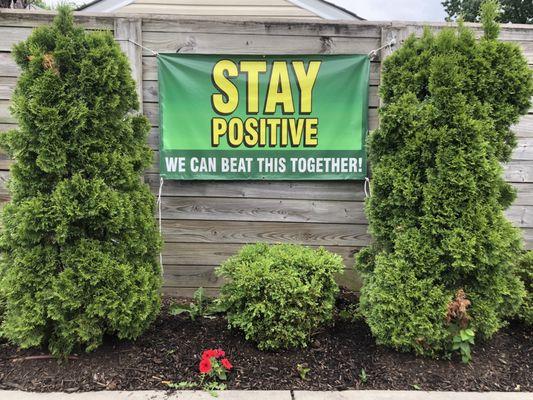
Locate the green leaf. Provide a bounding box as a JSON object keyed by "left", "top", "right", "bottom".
{"left": 169, "top": 305, "right": 191, "bottom": 316}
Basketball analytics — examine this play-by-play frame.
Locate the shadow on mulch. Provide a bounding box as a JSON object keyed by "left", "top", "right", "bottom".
{"left": 0, "top": 289, "right": 531, "bottom": 393}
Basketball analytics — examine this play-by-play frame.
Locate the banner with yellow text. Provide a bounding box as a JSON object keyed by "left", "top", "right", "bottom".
{"left": 158, "top": 54, "right": 369, "bottom": 180}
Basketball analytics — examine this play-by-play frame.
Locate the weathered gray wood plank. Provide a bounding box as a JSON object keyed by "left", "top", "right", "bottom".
{"left": 146, "top": 174, "right": 366, "bottom": 201}
{"left": 0, "top": 25, "right": 113, "bottom": 52}
{"left": 0, "top": 27, "right": 33, "bottom": 51}
{"left": 513, "top": 183, "right": 533, "bottom": 205}
{"left": 163, "top": 264, "right": 223, "bottom": 288}
{"left": 506, "top": 205, "right": 533, "bottom": 228}
{"left": 504, "top": 161, "right": 533, "bottom": 183}
{"left": 162, "top": 264, "right": 362, "bottom": 290}
{"left": 142, "top": 31, "right": 380, "bottom": 55}
{"left": 522, "top": 228, "right": 533, "bottom": 250}
{"left": 0, "top": 100, "right": 14, "bottom": 124}
{"left": 162, "top": 219, "right": 370, "bottom": 246}
{"left": 160, "top": 196, "right": 367, "bottom": 224}
{"left": 514, "top": 115, "right": 533, "bottom": 138}
{"left": 0, "top": 76, "right": 16, "bottom": 100}
{"left": 0, "top": 123, "right": 15, "bottom": 131}
{"left": 0, "top": 9, "right": 114, "bottom": 29}
{"left": 142, "top": 18, "right": 382, "bottom": 38}
{"left": 513, "top": 138, "right": 533, "bottom": 160}
{"left": 161, "top": 242, "right": 358, "bottom": 265}
{"left": 0, "top": 54, "right": 19, "bottom": 78}
{"left": 142, "top": 56, "right": 382, "bottom": 84}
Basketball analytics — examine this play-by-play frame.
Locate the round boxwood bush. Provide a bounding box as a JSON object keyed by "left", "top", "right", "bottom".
{"left": 216, "top": 243, "right": 344, "bottom": 350}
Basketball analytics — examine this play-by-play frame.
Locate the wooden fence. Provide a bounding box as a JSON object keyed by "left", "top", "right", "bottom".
{"left": 1, "top": 9, "right": 532, "bottom": 296}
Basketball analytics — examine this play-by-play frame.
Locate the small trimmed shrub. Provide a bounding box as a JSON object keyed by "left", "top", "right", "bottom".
{"left": 515, "top": 251, "right": 533, "bottom": 325}
{"left": 216, "top": 243, "right": 344, "bottom": 350}
{"left": 0, "top": 8, "right": 161, "bottom": 356}
{"left": 356, "top": 1, "right": 532, "bottom": 357}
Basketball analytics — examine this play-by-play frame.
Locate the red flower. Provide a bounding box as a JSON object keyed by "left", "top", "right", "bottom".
{"left": 202, "top": 349, "right": 217, "bottom": 359}
{"left": 199, "top": 357, "right": 212, "bottom": 374}
{"left": 221, "top": 358, "right": 233, "bottom": 370}
{"left": 202, "top": 348, "right": 225, "bottom": 359}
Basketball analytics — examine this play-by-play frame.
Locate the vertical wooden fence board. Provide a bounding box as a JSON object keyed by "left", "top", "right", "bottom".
{"left": 114, "top": 18, "right": 144, "bottom": 111}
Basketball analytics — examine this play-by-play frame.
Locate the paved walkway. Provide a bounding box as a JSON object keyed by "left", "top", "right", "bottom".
{"left": 1, "top": 390, "right": 532, "bottom": 400}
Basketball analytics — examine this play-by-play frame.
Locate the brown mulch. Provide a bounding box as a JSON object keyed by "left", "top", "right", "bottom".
{"left": 0, "top": 290, "right": 531, "bottom": 392}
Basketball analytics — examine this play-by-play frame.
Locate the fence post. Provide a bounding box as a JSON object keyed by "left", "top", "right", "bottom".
{"left": 378, "top": 24, "right": 410, "bottom": 106}
{"left": 114, "top": 17, "right": 143, "bottom": 113}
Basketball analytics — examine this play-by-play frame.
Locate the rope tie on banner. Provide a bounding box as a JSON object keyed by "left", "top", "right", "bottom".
{"left": 156, "top": 176, "right": 164, "bottom": 274}
{"left": 364, "top": 177, "right": 371, "bottom": 198}
{"left": 368, "top": 38, "right": 397, "bottom": 60}
{"left": 115, "top": 38, "right": 159, "bottom": 56}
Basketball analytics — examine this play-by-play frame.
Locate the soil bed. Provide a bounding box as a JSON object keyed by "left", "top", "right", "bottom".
{"left": 0, "top": 290, "right": 531, "bottom": 392}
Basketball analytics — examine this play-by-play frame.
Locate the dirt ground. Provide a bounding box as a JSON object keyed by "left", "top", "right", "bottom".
{"left": 0, "top": 291, "right": 531, "bottom": 392}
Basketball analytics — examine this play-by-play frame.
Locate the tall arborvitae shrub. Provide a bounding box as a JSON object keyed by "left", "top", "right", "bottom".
{"left": 0, "top": 8, "right": 161, "bottom": 356}
{"left": 356, "top": 1, "right": 533, "bottom": 356}
{"left": 515, "top": 251, "right": 533, "bottom": 325}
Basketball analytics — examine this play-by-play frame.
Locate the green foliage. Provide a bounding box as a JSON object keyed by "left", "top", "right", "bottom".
{"left": 164, "top": 381, "right": 197, "bottom": 390}
{"left": 296, "top": 363, "right": 310, "bottom": 380}
{"left": 164, "top": 380, "right": 226, "bottom": 397}
{"left": 0, "top": 8, "right": 161, "bottom": 356}
{"left": 451, "top": 328, "right": 475, "bottom": 363}
{"left": 443, "top": 0, "right": 533, "bottom": 23}
{"left": 202, "top": 382, "right": 226, "bottom": 397}
{"left": 359, "top": 368, "right": 368, "bottom": 384}
{"left": 480, "top": 0, "right": 500, "bottom": 39}
{"left": 515, "top": 251, "right": 533, "bottom": 325}
{"left": 443, "top": 0, "right": 483, "bottom": 21}
{"left": 169, "top": 287, "right": 225, "bottom": 320}
{"left": 356, "top": 12, "right": 532, "bottom": 356}
{"left": 216, "top": 243, "right": 343, "bottom": 350}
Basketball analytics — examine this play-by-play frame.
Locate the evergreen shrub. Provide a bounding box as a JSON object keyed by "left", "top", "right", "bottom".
{"left": 0, "top": 8, "right": 161, "bottom": 356}
{"left": 515, "top": 251, "right": 533, "bottom": 325}
{"left": 356, "top": 1, "right": 533, "bottom": 356}
{"left": 216, "top": 243, "right": 343, "bottom": 350}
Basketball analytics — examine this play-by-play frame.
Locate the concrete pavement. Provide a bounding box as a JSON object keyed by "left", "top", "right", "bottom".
{"left": 1, "top": 390, "right": 532, "bottom": 400}
{"left": 293, "top": 391, "right": 533, "bottom": 399}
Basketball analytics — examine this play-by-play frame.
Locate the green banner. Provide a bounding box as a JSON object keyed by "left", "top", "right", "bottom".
{"left": 158, "top": 54, "right": 369, "bottom": 180}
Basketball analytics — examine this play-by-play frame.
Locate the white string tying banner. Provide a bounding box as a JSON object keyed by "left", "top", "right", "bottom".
{"left": 114, "top": 38, "right": 159, "bottom": 56}
{"left": 156, "top": 176, "right": 164, "bottom": 274}
{"left": 364, "top": 177, "right": 371, "bottom": 198}
{"left": 368, "top": 38, "right": 397, "bottom": 60}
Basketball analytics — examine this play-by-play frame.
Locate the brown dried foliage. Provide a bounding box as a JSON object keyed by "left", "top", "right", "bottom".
{"left": 446, "top": 289, "right": 471, "bottom": 329}
{"left": 42, "top": 53, "right": 59, "bottom": 75}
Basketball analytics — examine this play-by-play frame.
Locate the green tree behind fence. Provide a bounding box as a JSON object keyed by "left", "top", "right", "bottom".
{"left": 443, "top": 0, "right": 533, "bottom": 23}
